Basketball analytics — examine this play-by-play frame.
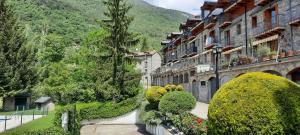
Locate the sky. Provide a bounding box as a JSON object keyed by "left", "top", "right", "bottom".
{"left": 144, "top": 0, "right": 213, "bottom": 15}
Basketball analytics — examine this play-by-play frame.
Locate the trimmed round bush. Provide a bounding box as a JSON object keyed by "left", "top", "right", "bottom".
{"left": 159, "top": 91, "right": 196, "bottom": 114}
{"left": 146, "top": 86, "right": 167, "bottom": 105}
{"left": 208, "top": 72, "right": 300, "bottom": 134}
{"left": 165, "top": 84, "right": 184, "bottom": 92}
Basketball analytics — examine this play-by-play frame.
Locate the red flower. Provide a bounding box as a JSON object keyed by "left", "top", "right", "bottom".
{"left": 196, "top": 118, "right": 203, "bottom": 124}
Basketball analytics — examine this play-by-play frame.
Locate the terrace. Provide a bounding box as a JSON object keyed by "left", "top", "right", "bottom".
{"left": 253, "top": 14, "right": 285, "bottom": 39}
{"left": 288, "top": 4, "right": 300, "bottom": 26}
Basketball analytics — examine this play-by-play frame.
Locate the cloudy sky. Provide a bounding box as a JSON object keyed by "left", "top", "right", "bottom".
{"left": 144, "top": 0, "right": 216, "bottom": 15}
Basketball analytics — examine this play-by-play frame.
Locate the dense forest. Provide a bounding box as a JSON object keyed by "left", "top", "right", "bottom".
{"left": 9, "top": 0, "right": 190, "bottom": 50}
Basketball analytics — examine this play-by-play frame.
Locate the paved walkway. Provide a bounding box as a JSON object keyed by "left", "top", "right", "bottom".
{"left": 81, "top": 124, "right": 150, "bottom": 135}
{"left": 0, "top": 115, "right": 44, "bottom": 132}
{"left": 191, "top": 102, "right": 209, "bottom": 119}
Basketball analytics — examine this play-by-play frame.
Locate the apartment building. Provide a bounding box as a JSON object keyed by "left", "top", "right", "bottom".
{"left": 151, "top": 0, "right": 300, "bottom": 103}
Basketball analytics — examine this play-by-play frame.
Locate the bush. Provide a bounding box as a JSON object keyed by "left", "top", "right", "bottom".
{"left": 80, "top": 94, "right": 142, "bottom": 120}
{"left": 208, "top": 72, "right": 300, "bottom": 134}
{"left": 145, "top": 86, "right": 167, "bottom": 105}
{"left": 159, "top": 91, "right": 196, "bottom": 114}
{"left": 170, "top": 113, "right": 207, "bottom": 135}
{"left": 164, "top": 84, "right": 184, "bottom": 92}
{"left": 139, "top": 102, "right": 162, "bottom": 125}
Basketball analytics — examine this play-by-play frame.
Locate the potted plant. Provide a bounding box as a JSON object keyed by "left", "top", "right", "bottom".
{"left": 287, "top": 50, "right": 294, "bottom": 57}
{"left": 270, "top": 51, "right": 278, "bottom": 60}
{"left": 230, "top": 55, "right": 238, "bottom": 67}
{"left": 280, "top": 49, "right": 286, "bottom": 58}
{"left": 238, "top": 55, "right": 254, "bottom": 65}
{"left": 257, "top": 45, "right": 270, "bottom": 61}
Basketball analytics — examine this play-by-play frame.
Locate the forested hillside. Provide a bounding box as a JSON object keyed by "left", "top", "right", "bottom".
{"left": 10, "top": 0, "right": 190, "bottom": 50}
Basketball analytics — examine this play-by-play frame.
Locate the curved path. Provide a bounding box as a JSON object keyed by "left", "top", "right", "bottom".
{"left": 80, "top": 124, "right": 150, "bottom": 135}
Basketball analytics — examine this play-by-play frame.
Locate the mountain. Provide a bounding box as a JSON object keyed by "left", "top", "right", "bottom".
{"left": 10, "top": 0, "right": 190, "bottom": 50}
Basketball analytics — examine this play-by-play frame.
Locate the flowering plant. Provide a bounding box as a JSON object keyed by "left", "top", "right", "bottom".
{"left": 170, "top": 112, "right": 207, "bottom": 135}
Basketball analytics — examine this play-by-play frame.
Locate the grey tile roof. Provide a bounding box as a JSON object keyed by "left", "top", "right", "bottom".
{"left": 35, "top": 96, "right": 51, "bottom": 103}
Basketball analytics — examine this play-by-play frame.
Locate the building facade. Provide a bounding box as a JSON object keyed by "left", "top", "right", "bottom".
{"left": 151, "top": 0, "right": 300, "bottom": 103}
{"left": 134, "top": 51, "right": 161, "bottom": 89}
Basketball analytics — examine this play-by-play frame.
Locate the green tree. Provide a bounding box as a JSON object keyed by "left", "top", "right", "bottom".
{"left": 0, "top": 0, "right": 37, "bottom": 97}
{"left": 140, "top": 37, "right": 151, "bottom": 52}
{"left": 101, "top": 0, "right": 139, "bottom": 100}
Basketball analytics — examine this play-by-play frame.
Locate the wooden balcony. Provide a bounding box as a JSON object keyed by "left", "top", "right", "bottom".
{"left": 224, "top": 0, "right": 247, "bottom": 13}
{"left": 253, "top": 15, "right": 285, "bottom": 39}
{"left": 288, "top": 4, "right": 300, "bottom": 27}
{"left": 255, "top": 0, "right": 269, "bottom": 6}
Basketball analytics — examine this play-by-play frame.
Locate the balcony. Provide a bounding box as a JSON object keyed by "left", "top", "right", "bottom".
{"left": 288, "top": 4, "right": 300, "bottom": 26}
{"left": 187, "top": 46, "right": 198, "bottom": 56}
{"left": 205, "top": 37, "right": 218, "bottom": 50}
{"left": 221, "top": 37, "right": 235, "bottom": 52}
{"left": 219, "top": 14, "right": 232, "bottom": 29}
{"left": 252, "top": 14, "right": 285, "bottom": 39}
{"left": 255, "top": 0, "right": 270, "bottom": 6}
{"left": 204, "top": 16, "right": 216, "bottom": 29}
{"left": 224, "top": 0, "right": 248, "bottom": 13}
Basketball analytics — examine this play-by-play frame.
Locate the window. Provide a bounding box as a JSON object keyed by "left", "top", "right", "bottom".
{"left": 252, "top": 16, "right": 257, "bottom": 28}
{"left": 203, "top": 35, "right": 207, "bottom": 45}
{"left": 200, "top": 81, "right": 206, "bottom": 86}
{"left": 225, "top": 30, "right": 230, "bottom": 46}
{"left": 237, "top": 24, "right": 241, "bottom": 35}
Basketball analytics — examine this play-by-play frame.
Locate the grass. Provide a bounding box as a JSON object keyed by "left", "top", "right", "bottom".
{"left": 0, "top": 111, "right": 55, "bottom": 135}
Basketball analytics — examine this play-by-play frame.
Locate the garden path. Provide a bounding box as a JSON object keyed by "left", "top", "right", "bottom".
{"left": 191, "top": 102, "right": 209, "bottom": 119}
{"left": 80, "top": 124, "right": 150, "bottom": 135}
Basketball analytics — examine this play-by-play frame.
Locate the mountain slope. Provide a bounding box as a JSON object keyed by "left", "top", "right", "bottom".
{"left": 10, "top": 0, "right": 190, "bottom": 50}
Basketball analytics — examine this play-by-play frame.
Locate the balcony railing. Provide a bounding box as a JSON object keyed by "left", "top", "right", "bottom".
{"left": 252, "top": 14, "right": 286, "bottom": 38}
{"left": 204, "top": 16, "right": 216, "bottom": 29}
{"left": 218, "top": 14, "right": 232, "bottom": 29}
{"left": 205, "top": 37, "right": 218, "bottom": 49}
{"left": 187, "top": 46, "right": 198, "bottom": 56}
{"left": 221, "top": 37, "right": 235, "bottom": 51}
{"left": 288, "top": 4, "right": 300, "bottom": 26}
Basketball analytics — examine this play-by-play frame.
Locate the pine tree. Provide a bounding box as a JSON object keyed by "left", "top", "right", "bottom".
{"left": 0, "top": 0, "right": 37, "bottom": 97}
{"left": 140, "top": 37, "right": 151, "bottom": 52}
{"left": 101, "top": 0, "right": 139, "bottom": 100}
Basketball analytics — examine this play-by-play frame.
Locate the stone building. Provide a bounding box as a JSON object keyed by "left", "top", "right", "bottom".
{"left": 133, "top": 51, "right": 161, "bottom": 89}
{"left": 3, "top": 94, "right": 31, "bottom": 111}
{"left": 151, "top": 0, "right": 300, "bottom": 103}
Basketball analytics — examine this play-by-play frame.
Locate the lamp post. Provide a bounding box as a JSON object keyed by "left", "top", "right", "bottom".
{"left": 212, "top": 45, "right": 223, "bottom": 90}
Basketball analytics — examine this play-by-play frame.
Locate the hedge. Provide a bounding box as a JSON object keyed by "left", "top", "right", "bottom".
{"left": 159, "top": 91, "right": 196, "bottom": 114}
{"left": 80, "top": 90, "right": 143, "bottom": 120}
{"left": 208, "top": 72, "right": 300, "bottom": 134}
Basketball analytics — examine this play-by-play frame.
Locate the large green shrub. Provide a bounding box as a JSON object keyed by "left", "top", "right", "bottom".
{"left": 145, "top": 86, "right": 167, "bottom": 105}
{"left": 159, "top": 91, "right": 196, "bottom": 114}
{"left": 208, "top": 72, "right": 300, "bottom": 134}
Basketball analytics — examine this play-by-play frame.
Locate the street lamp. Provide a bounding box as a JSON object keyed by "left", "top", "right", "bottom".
{"left": 212, "top": 45, "right": 223, "bottom": 90}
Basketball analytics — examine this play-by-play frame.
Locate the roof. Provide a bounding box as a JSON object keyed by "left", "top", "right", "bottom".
{"left": 35, "top": 97, "right": 51, "bottom": 103}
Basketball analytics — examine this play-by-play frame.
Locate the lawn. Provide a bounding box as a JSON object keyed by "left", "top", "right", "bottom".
{"left": 0, "top": 111, "right": 55, "bottom": 135}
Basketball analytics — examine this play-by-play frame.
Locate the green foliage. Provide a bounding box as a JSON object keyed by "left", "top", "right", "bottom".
{"left": 10, "top": 0, "right": 189, "bottom": 51}
{"left": 139, "top": 102, "right": 162, "bottom": 125}
{"left": 54, "top": 104, "right": 80, "bottom": 135}
{"left": 170, "top": 113, "right": 207, "bottom": 135}
{"left": 8, "top": 127, "right": 67, "bottom": 135}
{"left": 208, "top": 72, "right": 300, "bottom": 134}
{"left": 145, "top": 86, "right": 167, "bottom": 106}
{"left": 0, "top": 0, "right": 38, "bottom": 98}
{"left": 79, "top": 88, "right": 143, "bottom": 120}
{"left": 164, "top": 84, "right": 184, "bottom": 92}
{"left": 159, "top": 91, "right": 196, "bottom": 114}
{"left": 257, "top": 44, "right": 270, "bottom": 57}
{"left": 140, "top": 37, "right": 151, "bottom": 52}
